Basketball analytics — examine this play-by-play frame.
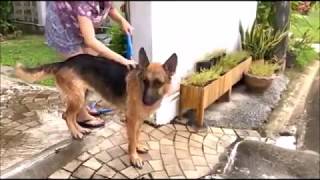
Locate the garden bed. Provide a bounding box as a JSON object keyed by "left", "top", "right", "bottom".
{"left": 180, "top": 56, "right": 252, "bottom": 127}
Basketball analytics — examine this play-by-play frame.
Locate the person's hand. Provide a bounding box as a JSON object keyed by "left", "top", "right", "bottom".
{"left": 120, "top": 20, "right": 134, "bottom": 35}
{"left": 118, "top": 56, "right": 137, "bottom": 70}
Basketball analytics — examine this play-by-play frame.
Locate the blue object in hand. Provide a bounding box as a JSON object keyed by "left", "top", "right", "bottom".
{"left": 125, "top": 33, "right": 133, "bottom": 60}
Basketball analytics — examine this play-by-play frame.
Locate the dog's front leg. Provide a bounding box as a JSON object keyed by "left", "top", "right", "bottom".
{"left": 127, "top": 116, "right": 144, "bottom": 168}
{"left": 136, "top": 120, "right": 149, "bottom": 154}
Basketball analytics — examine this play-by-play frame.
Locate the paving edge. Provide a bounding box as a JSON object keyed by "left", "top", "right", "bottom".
{"left": 0, "top": 131, "right": 105, "bottom": 179}
{"left": 264, "top": 60, "right": 320, "bottom": 138}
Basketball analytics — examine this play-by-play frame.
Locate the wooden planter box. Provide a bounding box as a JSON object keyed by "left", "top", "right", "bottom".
{"left": 179, "top": 57, "right": 252, "bottom": 127}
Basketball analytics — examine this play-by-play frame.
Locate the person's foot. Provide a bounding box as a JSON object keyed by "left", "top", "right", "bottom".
{"left": 77, "top": 117, "right": 105, "bottom": 128}
{"left": 86, "top": 102, "right": 112, "bottom": 116}
{"left": 76, "top": 107, "right": 105, "bottom": 128}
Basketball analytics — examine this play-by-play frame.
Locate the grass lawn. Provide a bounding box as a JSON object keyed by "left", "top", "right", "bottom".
{"left": 1, "top": 35, "right": 59, "bottom": 86}
{"left": 290, "top": 4, "right": 320, "bottom": 43}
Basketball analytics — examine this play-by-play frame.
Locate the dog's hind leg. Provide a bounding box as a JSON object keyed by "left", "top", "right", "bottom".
{"left": 56, "top": 72, "right": 89, "bottom": 139}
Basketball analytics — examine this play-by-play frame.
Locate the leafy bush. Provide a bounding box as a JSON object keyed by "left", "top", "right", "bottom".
{"left": 0, "top": 1, "right": 16, "bottom": 35}
{"left": 290, "top": 2, "right": 320, "bottom": 43}
{"left": 249, "top": 62, "right": 279, "bottom": 77}
{"left": 239, "top": 20, "right": 288, "bottom": 60}
{"left": 256, "top": 1, "right": 274, "bottom": 28}
{"left": 288, "top": 31, "right": 319, "bottom": 68}
{"left": 106, "top": 24, "right": 126, "bottom": 56}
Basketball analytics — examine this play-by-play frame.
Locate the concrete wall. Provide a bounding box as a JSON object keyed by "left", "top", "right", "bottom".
{"left": 129, "top": 2, "right": 258, "bottom": 124}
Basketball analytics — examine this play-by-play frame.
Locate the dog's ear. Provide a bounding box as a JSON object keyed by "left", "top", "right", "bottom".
{"left": 139, "top": 47, "right": 150, "bottom": 69}
{"left": 163, "top": 53, "right": 177, "bottom": 76}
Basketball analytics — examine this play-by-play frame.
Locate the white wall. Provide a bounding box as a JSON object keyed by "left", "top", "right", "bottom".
{"left": 131, "top": 1, "right": 257, "bottom": 88}
{"left": 130, "top": 2, "right": 257, "bottom": 124}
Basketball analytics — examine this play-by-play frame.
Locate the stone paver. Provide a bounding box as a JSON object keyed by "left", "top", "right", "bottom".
{"left": 49, "top": 169, "right": 71, "bottom": 179}
{"left": 149, "top": 160, "right": 164, "bottom": 171}
{"left": 47, "top": 120, "right": 262, "bottom": 179}
{"left": 151, "top": 171, "right": 168, "bottom": 178}
{"left": 95, "top": 165, "right": 116, "bottom": 178}
{"left": 95, "top": 151, "right": 112, "bottom": 163}
{"left": 107, "top": 158, "right": 126, "bottom": 171}
{"left": 72, "top": 166, "right": 95, "bottom": 179}
{"left": 83, "top": 157, "right": 102, "bottom": 170}
{"left": 63, "top": 159, "right": 82, "bottom": 172}
{"left": 121, "top": 166, "right": 139, "bottom": 179}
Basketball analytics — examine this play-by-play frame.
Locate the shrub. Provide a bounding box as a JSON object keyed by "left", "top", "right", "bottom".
{"left": 239, "top": 20, "right": 288, "bottom": 60}
{"left": 106, "top": 24, "right": 126, "bottom": 56}
{"left": 249, "top": 62, "right": 279, "bottom": 77}
{"left": 288, "top": 31, "right": 319, "bottom": 68}
{"left": 0, "top": 1, "right": 16, "bottom": 35}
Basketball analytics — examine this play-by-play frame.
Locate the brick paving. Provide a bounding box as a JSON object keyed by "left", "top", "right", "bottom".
{"left": 1, "top": 67, "right": 265, "bottom": 179}
{"left": 48, "top": 118, "right": 263, "bottom": 179}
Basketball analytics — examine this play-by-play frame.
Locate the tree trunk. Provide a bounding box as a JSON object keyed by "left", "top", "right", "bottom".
{"left": 273, "top": 1, "right": 290, "bottom": 71}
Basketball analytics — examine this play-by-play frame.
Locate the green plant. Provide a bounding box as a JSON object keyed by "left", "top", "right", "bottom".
{"left": 0, "top": 1, "right": 16, "bottom": 35}
{"left": 106, "top": 24, "right": 126, "bottom": 55}
{"left": 256, "top": 1, "right": 274, "bottom": 28}
{"left": 200, "top": 49, "right": 226, "bottom": 61}
{"left": 239, "top": 20, "right": 288, "bottom": 60}
{"left": 249, "top": 62, "right": 279, "bottom": 77}
{"left": 183, "top": 51, "right": 249, "bottom": 86}
{"left": 290, "top": 2, "right": 320, "bottom": 43}
{"left": 288, "top": 31, "right": 318, "bottom": 68}
{"left": 183, "top": 66, "right": 223, "bottom": 87}
{"left": 218, "top": 51, "right": 250, "bottom": 73}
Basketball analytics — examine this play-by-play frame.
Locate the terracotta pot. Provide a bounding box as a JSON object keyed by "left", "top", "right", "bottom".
{"left": 244, "top": 73, "right": 275, "bottom": 93}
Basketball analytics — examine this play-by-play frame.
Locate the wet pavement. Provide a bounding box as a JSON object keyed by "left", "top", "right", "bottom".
{"left": 303, "top": 73, "right": 320, "bottom": 153}
{"left": 0, "top": 67, "right": 266, "bottom": 178}
{"left": 0, "top": 73, "right": 71, "bottom": 171}
{"left": 220, "top": 140, "right": 319, "bottom": 178}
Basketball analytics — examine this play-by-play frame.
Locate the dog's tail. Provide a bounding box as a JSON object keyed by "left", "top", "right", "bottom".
{"left": 15, "top": 62, "right": 62, "bottom": 83}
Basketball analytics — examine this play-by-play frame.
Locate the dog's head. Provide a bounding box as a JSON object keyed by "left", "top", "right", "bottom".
{"left": 138, "top": 47, "right": 177, "bottom": 106}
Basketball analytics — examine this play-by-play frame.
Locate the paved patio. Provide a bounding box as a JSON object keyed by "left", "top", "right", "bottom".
{"left": 48, "top": 118, "right": 263, "bottom": 179}
{"left": 1, "top": 66, "right": 267, "bottom": 179}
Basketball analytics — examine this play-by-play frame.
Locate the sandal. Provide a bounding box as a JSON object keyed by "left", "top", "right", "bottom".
{"left": 87, "top": 101, "right": 113, "bottom": 116}
{"left": 78, "top": 118, "right": 105, "bottom": 128}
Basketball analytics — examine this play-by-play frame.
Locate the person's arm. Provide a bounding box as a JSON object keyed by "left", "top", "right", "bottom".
{"left": 77, "top": 16, "right": 135, "bottom": 67}
{"left": 108, "top": 7, "right": 134, "bottom": 34}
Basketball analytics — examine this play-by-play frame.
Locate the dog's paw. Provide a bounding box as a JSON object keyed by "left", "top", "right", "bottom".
{"left": 137, "top": 144, "right": 149, "bottom": 154}
{"left": 71, "top": 130, "right": 84, "bottom": 140}
{"left": 130, "top": 154, "right": 144, "bottom": 169}
{"left": 79, "top": 127, "right": 91, "bottom": 134}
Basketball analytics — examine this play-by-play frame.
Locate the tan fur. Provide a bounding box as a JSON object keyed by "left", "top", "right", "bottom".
{"left": 15, "top": 60, "right": 173, "bottom": 168}
{"left": 15, "top": 63, "right": 50, "bottom": 83}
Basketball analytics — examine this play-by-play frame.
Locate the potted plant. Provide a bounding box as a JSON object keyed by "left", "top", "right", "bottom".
{"left": 244, "top": 61, "right": 280, "bottom": 92}
{"left": 239, "top": 20, "right": 289, "bottom": 63}
{"left": 180, "top": 51, "right": 251, "bottom": 127}
{"left": 195, "top": 49, "right": 226, "bottom": 72}
{"left": 239, "top": 20, "right": 288, "bottom": 92}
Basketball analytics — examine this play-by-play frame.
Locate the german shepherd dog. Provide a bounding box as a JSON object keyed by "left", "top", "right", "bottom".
{"left": 15, "top": 48, "right": 178, "bottom": 168}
